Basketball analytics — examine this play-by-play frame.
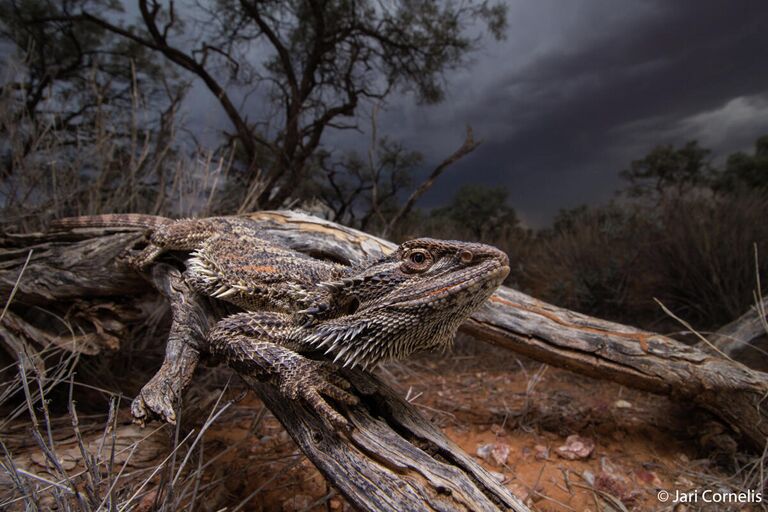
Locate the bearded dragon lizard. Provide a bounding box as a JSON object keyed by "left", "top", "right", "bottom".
{"left": 51, "top": 214, "right": 510, "bottom": 428}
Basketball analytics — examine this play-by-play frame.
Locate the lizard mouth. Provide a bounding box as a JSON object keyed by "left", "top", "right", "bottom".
{"left": 395, "top": 259, "right": 510, "bottom": 307}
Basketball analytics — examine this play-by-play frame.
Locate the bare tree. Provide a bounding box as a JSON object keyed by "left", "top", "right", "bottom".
{"left": 316, "top": 105, "right": 480, "bottom": 236}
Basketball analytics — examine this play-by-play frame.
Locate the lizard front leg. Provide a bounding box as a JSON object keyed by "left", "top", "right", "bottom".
{"left": 131, "top": 264, "right": 210, "bottom": 425}
{"left": 208, "top": 312, "right": 358, "bottom": 429}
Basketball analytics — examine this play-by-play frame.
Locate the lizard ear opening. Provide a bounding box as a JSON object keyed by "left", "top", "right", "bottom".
{"left": 345, "top": 296, "right": 360, "bottom": 315}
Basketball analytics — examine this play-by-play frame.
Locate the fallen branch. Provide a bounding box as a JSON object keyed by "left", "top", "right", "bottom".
{"left": 708, "top": 296, "right": 768, "bottom": 370}
{"left": 243, "top": 211, "right": 768, "bottom": 450}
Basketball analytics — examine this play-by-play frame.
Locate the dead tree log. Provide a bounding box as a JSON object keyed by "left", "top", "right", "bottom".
{"left": 0, "top": 228, "right": 529, "bottom": 511}
{"left": 239, "top": 211, "right": 768, "bottom": 450}
{"left": 3, "top": 210, "right": 768, "bottom": 450}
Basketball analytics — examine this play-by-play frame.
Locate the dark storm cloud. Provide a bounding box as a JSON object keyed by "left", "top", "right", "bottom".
{"left": 365, "top": 0, "right": 768, "bottom": 227}
{"left": 175, "top": 0, "right": 768, "bottom": 226}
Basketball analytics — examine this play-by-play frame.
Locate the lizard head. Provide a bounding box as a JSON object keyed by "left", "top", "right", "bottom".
{"left": 305, "top": 238, "right": 509, "bottom": 368}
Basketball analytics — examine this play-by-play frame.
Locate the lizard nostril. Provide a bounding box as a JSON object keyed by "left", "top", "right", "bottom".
{"left": 459, "top": 250, "right": 473, "bottom": 263}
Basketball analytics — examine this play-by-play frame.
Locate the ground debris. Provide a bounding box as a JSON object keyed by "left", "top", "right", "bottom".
{"left": 476, "top": 442, "right": 511, "bottom": 466}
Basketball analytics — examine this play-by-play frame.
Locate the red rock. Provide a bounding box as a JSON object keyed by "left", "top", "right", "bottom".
{"left": 636, "top": 469, "right": 662, "bottom": 486}
{"left": 555, "top": 434, "right": 595, "bottom": 460}
{"left": 476, "top": 442, "right": 511, "bottom": 466}
{"left": 534, "top": 444, "right": 549, "bottom": 460}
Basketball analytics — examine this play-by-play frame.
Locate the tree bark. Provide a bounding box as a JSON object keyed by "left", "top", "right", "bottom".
{"left": 252, "top": 370, "right": 526, "bottom": 511}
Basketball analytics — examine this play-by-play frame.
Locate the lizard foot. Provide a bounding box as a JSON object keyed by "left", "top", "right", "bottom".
{"left": 278, "top": 359, "right": 359, "bottom": 431}
{"left": 117, "top": 244, "right": 164, "bottom": 271}
{"left": 130, "top": 375, "right": 178, "bottom": 426}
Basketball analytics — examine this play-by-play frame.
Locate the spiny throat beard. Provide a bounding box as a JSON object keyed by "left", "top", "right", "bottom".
{"left": 303, "top": 247, "right": 509, "bottom": 370}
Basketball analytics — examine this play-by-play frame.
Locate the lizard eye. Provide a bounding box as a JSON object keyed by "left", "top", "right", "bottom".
{"left": 402, "top": 249, "right": 433, "bottom": 272}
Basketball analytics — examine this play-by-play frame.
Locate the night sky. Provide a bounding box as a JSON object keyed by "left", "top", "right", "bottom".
{"left": 153, "top": 1, "right": 768, "bottom": 226}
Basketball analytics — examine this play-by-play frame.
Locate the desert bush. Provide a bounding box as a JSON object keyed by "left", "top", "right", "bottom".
{"left": 520, "top": 204, "right": 649, "bottom": 324}
{"left": 519, "top": 193, "right": 768, "bottom": 331}
{"left": 642, "top": 192, "right": 768, "bottom": 328}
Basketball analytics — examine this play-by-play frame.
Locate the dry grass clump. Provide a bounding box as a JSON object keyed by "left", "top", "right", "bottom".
{"left": 0, "top": 346, "right": 250, "bottom": 511}
{"left": 0, "top": 76, "right": 233, "bottom": 233}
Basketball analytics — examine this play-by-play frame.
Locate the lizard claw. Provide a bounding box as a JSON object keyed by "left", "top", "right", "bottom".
{"left": 299, "top": 303, "right": 330, "bottom": 328}
{"left": 278, "top": 360, "right": 358, "bottom": 431}
{"left": 130, "top": 372, "right": 179, "bottom": 426}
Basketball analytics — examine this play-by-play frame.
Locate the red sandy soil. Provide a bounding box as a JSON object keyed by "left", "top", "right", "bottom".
{"left": 6, "top": 335, "right": 752, "bottom": 511}
{"left": 190, "top": 337, "right": 758, "bottom": 512}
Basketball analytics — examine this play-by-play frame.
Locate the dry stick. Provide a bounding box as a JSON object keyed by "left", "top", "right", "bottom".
{"left": 186, "top": 435, "right": 206, "bottom": 512}
{"left": 0, "top": 249, "right": 32, "bottom": 323}
{"left": 1, "top": 423, "right": 166, "bottom": 509}
{"left": 17, "top": 358, "right": 68, "bottom": 509}
{"left": 300, "top": 488, "right": 336, "bottom": 512}
{"left": 0, "top": 440, "right": 42, "bottom": 510}
{"left": 180, "top": 405, "right": 268, "bottom": 508}
{"left": 570, "top": 482, "right": 630, "bottom": 512}
{"left": 654, "top": 298, "right": 735, "bottom": 362}
{"left": 754, "top": 244, "right": 768, "bottom": 336}
{"left": 68, "top": 377, "right": 101, "bottom": 507}
{"left": 171, "top": 380, "right": 234, "bottom": 486}
{"left": 94, "top": 443, "right": 140, "bottom": 512}
{"left": 117, "top": 429, "right": 196, "bottom": 512}
{"left": 14, "top": 468, "right": 74, "bottom": 494}
{"left": 107, "top": 397, "right": 120, "bottom": 512}
{"left": 161, "top": 396, "right": 184, "bottom": 509}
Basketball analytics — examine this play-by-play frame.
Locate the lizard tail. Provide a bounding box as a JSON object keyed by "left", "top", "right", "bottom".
{"left": 50, "top": 214, "right": 175, "bottom": 231}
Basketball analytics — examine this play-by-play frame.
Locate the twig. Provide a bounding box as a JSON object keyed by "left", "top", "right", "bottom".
{"left": 1, "top": 249, "right": 33, "bottom": 323}
{"left": 654, "top": 298, "right": 736, "bottom": 362}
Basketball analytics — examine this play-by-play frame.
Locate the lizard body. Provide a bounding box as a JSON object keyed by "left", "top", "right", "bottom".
{"left": 52, "top": 214, "right": 509, "bottom": 428}
{"left": 52, "top": 214, "right": 346, "bottom": 310}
